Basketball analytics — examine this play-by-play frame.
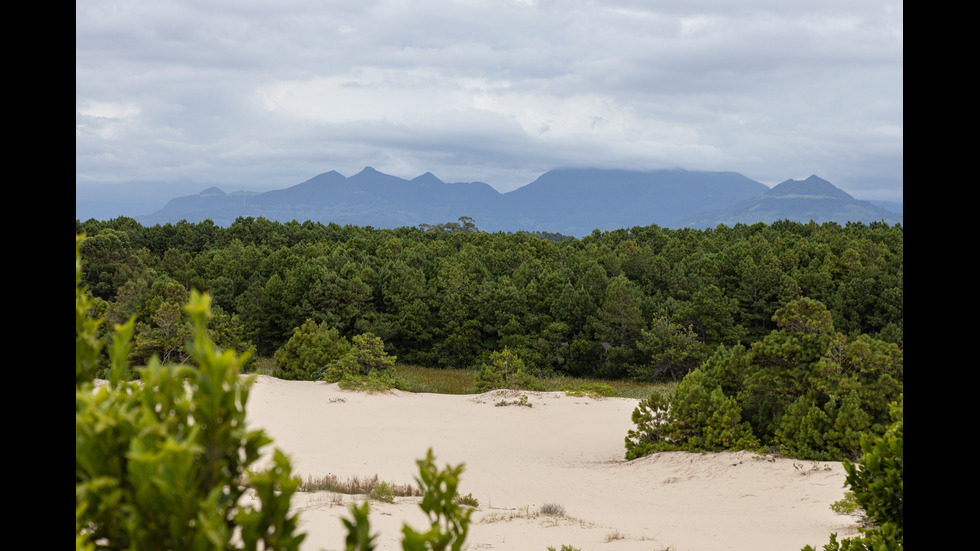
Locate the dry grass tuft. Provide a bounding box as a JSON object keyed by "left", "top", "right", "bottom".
{"left": 539, "top": 502, "right": 566, "bottom": 517}
{"left": 298, "top": 473, "right": 421, "bottom": 497}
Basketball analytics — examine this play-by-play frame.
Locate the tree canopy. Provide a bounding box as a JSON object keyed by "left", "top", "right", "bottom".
{"left": 77, "top": 217, "right": 902, "bottom": 383}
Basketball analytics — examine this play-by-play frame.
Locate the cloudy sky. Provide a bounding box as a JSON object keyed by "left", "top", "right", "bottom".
{"left": 76, "top": 0, "right": 903, "bottom": 218}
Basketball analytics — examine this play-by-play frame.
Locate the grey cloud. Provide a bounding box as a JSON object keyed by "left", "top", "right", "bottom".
{"left": 76, "top": 0, "right": 903, "bottom": 206}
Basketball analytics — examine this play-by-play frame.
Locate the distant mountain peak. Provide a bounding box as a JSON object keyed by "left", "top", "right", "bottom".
{"left": 199, "top": 187, "right": 225, "bottom": 196}
{"left": 412, "top": 171, "right": 445, "bottom": 185}
{"left": 766, "top": 175, "right": 852, "bottom": 200}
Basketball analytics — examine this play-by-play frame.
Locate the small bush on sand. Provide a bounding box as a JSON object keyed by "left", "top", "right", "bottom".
{"left": 453, "top": 493, "right": 480, "bottom": 508}
{"left": 275, "top": 318, "right": 350, "bottom": 380}
{"left": 495, "top": 394, "right": 532, "bottom": 407}
{"left": 323, "top": 333, "right": 402, "bottom": 391}
{"left": 370, "top": 481, "right": 396, "bottom": 503}
{"left": 474, "top": 348, "right": 540, "bottom": 392}
{"left": 539, "top": 503, "right": 566, "bottom": 517}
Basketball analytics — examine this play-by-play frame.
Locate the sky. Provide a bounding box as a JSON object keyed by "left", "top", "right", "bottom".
{"left": 76, "top": 0, "right": 903, "bottom": 220}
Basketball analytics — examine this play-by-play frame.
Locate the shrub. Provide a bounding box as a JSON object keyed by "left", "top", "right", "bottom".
{"left": 495, "top": 394, "right": 532, "bottom": 407}
{"left": 274, "top": 318, "right": 350, "bottom": 380}
{"left": 625, "top": 390, "right": 671, "bottom": 459}
{"left": 370, "top": 480, "right": 396, "bottom": 503}
{"left": 337, "top": 368, "right": 405, "bottom": 393}
{"left": 474, "top": 347, "right": 539, "bottom": 392}
{"left": 453, "top": 493, "right": 480, "bottom": 508}
{"left": 539, "top": 502, "right": 566, "bottom": 516}
{"left": 323, "top": 332, "right": 396, "bottom": 382}
{"left": 625, "top": 369, "right": 760, "bottom": 459}
{"left": 829, "top": 492, "right": 862, "bottom": 516}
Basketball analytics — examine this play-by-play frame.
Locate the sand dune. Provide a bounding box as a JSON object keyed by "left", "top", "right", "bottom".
{"left": 244, "top": 375, "right": 860, "bottom": 551}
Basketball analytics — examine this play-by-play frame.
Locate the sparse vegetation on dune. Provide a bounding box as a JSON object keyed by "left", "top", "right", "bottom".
{"left": 393, "top": 364, "right": 671, "bottom": 399}
{"left": 298, "top": 473, "right": 421, "bottom": 498}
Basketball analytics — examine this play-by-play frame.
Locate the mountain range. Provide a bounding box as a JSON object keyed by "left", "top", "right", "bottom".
{"left": 131, "top": 167, "right": 902, "bottom": 237}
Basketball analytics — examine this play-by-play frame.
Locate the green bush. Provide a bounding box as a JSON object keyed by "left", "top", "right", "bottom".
{"left": 370, "top": 480, "right": 396, "bottom": 503}
{"left": 829, "top": 492, "right": 861, "bottom": 516}
{"left": 453, "top": 493, "right": 480, "bottom": 508}
{"left": 624, "top": 390, "right": 672, "bottom": 460}
{"left": 274, "top": 318, "right": 351, "bottom": 380}
{"left": 323, "top": 332, "right": 396, "bottom": 382}
{"left": 474, "top": 347, "right": 540, "bottom": 392}
{"left": 337, "top": 368, "right": 405, "bottom": 393}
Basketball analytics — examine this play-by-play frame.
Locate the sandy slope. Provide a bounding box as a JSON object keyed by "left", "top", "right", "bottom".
{"left": 244, "top": 376, "right": 860, "bottom": 551}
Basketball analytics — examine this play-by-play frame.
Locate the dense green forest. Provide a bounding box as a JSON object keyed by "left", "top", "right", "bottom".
{"left": 75, "top": 215, "right": 902, "bottom": 383}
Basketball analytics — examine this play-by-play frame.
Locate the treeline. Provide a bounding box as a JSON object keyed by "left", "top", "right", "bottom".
{"left": 75, "top": 215, "right": 902, "bottom": 380}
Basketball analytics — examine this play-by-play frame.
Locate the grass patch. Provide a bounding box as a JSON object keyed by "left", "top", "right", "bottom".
{"left": 298, "top": 473, "right": 421, "bottom": 498}
{"left": 605, "top": 529, "right": 626, "bottom": 542}
{"left": 392, "top": 364, "right": 676, "bottom": 399}
{"left": 495, "top": 394, "right": 532, "bottom": 407}
{"left": 537, "top": 373, "right": 675, "bottom": 400}
{"left": 248, "top": 356, "right": 278, "bottom": 375}
{"left": 393, "top": 364, "right": 479, "bottom": 394}
{"left": 254, "top": 360, "right": 676, "bottom": 400}
{"left": 559, "top": 382, "right": 617, "bottom": 398}
{"left": 336, "top": 370, "right": 404, "bottom": 393}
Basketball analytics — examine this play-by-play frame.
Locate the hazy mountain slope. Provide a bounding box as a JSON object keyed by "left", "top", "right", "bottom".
{"left": 682, "top": 175, "right": 903, "bottom": 228}
{"left": 134, "top": 169, "right": 901, "bottom": 234}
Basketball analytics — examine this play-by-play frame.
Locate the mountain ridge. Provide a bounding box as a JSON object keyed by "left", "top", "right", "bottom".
{"left": 130, "top": 167, "right": 902, "bottom": 236}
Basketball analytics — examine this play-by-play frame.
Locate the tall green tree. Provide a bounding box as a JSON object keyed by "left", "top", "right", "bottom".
{"left": 592, "top": 274, "right": 646, "bottom": 378}
{"left": 632, "top": 315, "right": 710, "bottom": 381}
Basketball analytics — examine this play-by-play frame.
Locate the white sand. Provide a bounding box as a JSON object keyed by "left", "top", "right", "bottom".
{"left": 245, "top": 376, "right": 860, "bottom": 551}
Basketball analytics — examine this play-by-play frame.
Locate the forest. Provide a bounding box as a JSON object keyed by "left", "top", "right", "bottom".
{"left": 76, "top": 215, "right": 902, "bottom": 382}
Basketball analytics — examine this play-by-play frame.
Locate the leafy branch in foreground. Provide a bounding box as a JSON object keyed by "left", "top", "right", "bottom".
{"left": 76, "top": 235, "right": 305, "bottom": 550}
